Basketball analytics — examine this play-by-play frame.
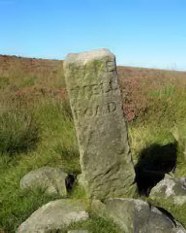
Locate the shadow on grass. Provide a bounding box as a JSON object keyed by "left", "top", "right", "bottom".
{"left": 135, "top": 142, "right": 177, "bottom": 196}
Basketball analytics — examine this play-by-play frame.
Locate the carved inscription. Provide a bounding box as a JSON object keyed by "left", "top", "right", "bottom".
{"left": 70, "top": 79, "right": 119, "bottom": 99}
{"left": 64, "top": 49, "right": 136, "bottom": 199}
{"left": 74, "top": 101, "right": 117, "bottom": 119}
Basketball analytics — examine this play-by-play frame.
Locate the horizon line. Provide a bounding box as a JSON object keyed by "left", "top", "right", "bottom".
{"left": 1, "top": 52, "right": 186, "bottom": 73}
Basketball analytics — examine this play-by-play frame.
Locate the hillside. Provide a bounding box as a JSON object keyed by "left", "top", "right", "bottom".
{"left": 1, "top": 54, "right": 186, "bottom": 79}
{"left": 1, "top": 54, "right": 186, "bottom": 122}
{"left": 1, "top": 54, "right": 186, "bottom": 232}
{"left": 0, "top": 55, "right": 62, "bottom": 77}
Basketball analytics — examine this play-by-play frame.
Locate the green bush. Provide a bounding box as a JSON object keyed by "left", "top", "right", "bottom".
{"left": 0, "top": 109, "right": 40, "bottom": 155}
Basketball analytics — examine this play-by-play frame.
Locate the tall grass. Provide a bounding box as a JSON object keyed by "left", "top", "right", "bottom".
{"left": 0, "top": 63, "right": 186, "bottom": 231}
{"left": 0, "top": 74, "right": 77, "bottom": 231}
{"left": 0, "top": 109, "right": 40, "bottom": 155}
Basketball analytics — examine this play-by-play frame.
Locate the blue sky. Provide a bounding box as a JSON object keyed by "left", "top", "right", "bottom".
{"left": 0, "top": 0, "right": 186, "bottom": 70}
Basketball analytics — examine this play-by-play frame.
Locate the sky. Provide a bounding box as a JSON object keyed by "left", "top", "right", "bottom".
{"left": 0, "top": 0, "right": 186, "bottom": 70}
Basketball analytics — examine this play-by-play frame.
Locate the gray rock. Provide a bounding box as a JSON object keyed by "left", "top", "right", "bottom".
{"left": 64, "top": 48, "right": 136, "bottom": 199}
{"left": 17, "top": 199, "right": 89, "bottom": 233}
{"left": 20, "top": 166, "right": 68, "bottom": 197}
{"left": 150, "top": 175, "right": 186, "bottom": 205}
{"left": 91, "top": 198, "right": 186, "bottom": 233}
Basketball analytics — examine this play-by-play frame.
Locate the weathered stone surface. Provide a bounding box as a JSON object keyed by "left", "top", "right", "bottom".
{"left": 150, "top": 174, "right": 186, "bottom": 205}
{"left": 64, "top": 49, "right": 136, "bottom": 199}
{"left": 68, "top": 231, "right": 89, "bottom": 233}
{"left": 17, "top": 199, "right": 89, "bottom": 233}
{"left": 91, "top": 198, "right": 186, "bottom": 233}
{"left": 20, "top": 166, "right": 68, "bottom": 197}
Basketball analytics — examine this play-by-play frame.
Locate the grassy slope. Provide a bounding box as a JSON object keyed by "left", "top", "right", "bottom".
{"left": 0, "top": 55, "right": 186, "bottom": 232}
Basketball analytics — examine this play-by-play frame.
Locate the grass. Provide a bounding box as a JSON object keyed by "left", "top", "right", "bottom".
{"left": 0, "top": 189, "right": 61, "bottom": 232}
{"left": 0, "top": 97, "right": 79, "bottom": 232}
{"left": 149, "top": 197, "right": 186, "bottom": 228}
{"left": 0, "top": 108, "right": 40, "bottom": 155}
{"left": 0, "top": 59, "right": 186, "bottom": 232}
{"left": 66, "top": 215, "right": 122, "bottom": 233}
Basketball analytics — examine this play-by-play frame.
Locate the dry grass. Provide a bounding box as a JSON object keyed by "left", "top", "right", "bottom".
{"left": 0, "top": 55, "right": 186, "bottom": 231}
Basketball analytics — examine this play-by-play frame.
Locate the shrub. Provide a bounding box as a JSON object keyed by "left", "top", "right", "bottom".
{"left": 121, "top": 77, "right": 149, "bottom": 121}
{"left": 0, "top": 109, "right": 40, "bottom": 155}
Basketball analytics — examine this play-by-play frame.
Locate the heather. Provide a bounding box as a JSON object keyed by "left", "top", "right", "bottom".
{"left": 0, "top": 57, "right": 186, "bottom": 232}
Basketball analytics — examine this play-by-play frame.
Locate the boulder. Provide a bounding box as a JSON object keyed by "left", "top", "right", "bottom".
{"left": 91, "top": 198, "right": 186, "bottom": 233}
{"left": 20, "top": 166, "right": 68, "bottom": 197}
{"left": 150, "top": 174, "right": 186, "bottom": 205}
{"left": 17, "top": 199, "right": 89, "bottom": 233}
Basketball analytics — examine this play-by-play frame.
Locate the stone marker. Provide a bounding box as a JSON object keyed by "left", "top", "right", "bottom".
{"left": 64, "top": 49, "right": 136, "bottom": 199}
